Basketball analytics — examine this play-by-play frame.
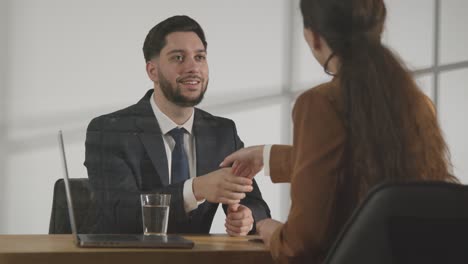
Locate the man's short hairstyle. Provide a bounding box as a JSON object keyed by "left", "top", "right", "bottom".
{"left": 143, "top": 15, "right": 208, "bottom": 62}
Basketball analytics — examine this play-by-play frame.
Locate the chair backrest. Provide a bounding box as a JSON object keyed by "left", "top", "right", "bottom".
{"left": 324, "top": 181, "right": 468, "bottom": 264}
{"left": 49, "top": 178, "right": 97, "bottom": 234}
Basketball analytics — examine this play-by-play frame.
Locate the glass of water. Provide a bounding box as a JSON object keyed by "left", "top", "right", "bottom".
{"left": 140, "top": 193, "right": 171, "bottom": 236}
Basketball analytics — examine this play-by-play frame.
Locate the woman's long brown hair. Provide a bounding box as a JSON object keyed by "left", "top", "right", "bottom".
{"left": 300, "top": 0, "right": 456, "bottom": 249}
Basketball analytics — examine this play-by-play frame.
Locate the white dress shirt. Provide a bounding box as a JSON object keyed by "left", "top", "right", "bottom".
{"left": 263, "top": 144, "right": 273, "bottom": 176}
{"left": 150, "top": 94, "right": 205, "bottom": 213}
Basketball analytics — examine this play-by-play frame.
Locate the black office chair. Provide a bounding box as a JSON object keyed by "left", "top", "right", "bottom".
{"left": 324, "top": 181, "right": 468, "bottom": 264}
{"left": 49, "top": 178, "right": 97, "bottom": 234}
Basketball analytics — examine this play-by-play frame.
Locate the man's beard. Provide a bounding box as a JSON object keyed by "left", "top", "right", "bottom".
{"left": 158, "top": 70, "right": 207, "bottom": 107}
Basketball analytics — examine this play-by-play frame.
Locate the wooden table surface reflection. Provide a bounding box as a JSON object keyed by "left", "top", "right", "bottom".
{"left": 0, "top": 234, "right": 274, "bottom": 264}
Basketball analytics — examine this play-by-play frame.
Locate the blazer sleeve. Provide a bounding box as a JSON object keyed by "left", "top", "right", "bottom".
{"left": 270, "top": 145, "right": 293, "bottom": 183}
{"left": 269, "top": 90, "right": 346, "bottom": 263}
{"left": 85, "top": 117, "right": 138, "bottom": 234}
{"left": 85, "top": 117, "right": 188, "bottom": 234}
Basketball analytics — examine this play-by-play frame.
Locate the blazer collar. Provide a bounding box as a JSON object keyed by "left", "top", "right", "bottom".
{"left": 135, "top": 89, "right": 217, "bottom": 185}
{"left": 134, "top": 89, "right": 163, "bottom": 134}
{"left": 193, "top": 110, "right": 219, "bottom": 176}
{"left": 135, "top": 90, "right": 168, "bottom": 185}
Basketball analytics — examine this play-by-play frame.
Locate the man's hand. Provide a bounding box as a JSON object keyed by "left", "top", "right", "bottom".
{"left": 225, "top": 204, "right": 254, "bottom": 236}
{"left": 256, "top": 218, "right": 283, "bottom": 247}
{"left": 219, "top": 145, "right": 265, "bottom": 179}
{"left": 192, "top": 168, "right": 253, "bottom": 205}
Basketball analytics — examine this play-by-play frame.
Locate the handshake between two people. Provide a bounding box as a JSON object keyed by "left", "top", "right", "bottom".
{"left": 214, "top": 145, "right": 283, "bottom": 245}
{"left": 191, "top": 145, "right": 266, "bottom": 206}
{"left": 190, "top": 146, "right": 265, "bottom": 236}
{"left": 192, "top": 145, "right": 283, "bottom": 240}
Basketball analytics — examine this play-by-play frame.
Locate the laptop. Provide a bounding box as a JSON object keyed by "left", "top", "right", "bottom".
{"left": 58, "top": 130, "right": 194, "bottom": 248}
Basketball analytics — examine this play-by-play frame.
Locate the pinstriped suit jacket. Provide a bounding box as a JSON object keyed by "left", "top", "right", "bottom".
{"left": 84, "top": 89, "right": 270, "bottom": 234}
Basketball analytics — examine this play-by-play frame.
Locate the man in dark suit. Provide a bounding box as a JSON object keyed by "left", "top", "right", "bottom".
{"left": 84, "top": 15, "right": 270, "bottom": 235}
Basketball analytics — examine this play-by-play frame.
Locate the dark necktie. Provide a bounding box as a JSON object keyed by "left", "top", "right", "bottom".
{"left": 168, "top": 128, "right": 190, "bottom": 184}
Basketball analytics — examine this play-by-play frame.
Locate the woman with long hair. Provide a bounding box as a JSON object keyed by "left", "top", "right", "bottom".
{"left": 221, "top": 0, "right": 456, "bottom": 263}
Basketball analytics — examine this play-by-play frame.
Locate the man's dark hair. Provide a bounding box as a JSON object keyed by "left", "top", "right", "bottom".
{"left": 143, "top": 15, "right": 207, "bottom": 62}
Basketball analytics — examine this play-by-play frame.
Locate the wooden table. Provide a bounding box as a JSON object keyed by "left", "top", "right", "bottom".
{"left": 0, "top": 234, "right": 274, "bottom": 264}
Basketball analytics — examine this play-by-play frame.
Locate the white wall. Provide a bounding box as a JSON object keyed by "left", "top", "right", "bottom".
{"left": 439, "top": 0, "right": 468, "bottom": 180}
{"left": 440, "top": 69, "right": 468, "bottom": 180}
{"left": 440, "top": 0, "right": 468, "bottom": 64}
{"left": 1, "top": 0, "right": 467, "bottom": 234}
{"left": 0, "top": 0, "right": 9, "bottom": 234}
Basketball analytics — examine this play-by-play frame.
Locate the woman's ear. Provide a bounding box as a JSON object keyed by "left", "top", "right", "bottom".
{"left": 311, "top": 31, "right": 322, "bottom": 51}
{"left": 303, "top": 28, "right": 322, "bottom": 51}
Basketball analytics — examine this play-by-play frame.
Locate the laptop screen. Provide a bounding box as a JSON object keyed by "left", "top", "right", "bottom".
{"left": 58, "top": 130, "right": 80, "bottom": 244}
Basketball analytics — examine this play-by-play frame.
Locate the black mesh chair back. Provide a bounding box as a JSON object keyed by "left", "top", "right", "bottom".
{"left": 49, "top": 178, "right": 97, "bottom": 234}
{"left": 324, "top": 181, "right": 468, "bottom": 264}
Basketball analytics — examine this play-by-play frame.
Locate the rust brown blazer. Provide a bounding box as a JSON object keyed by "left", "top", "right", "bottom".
{"left": 267, "top": 77, "right": 439, "bottom": 263}
{"left": 268, "top": 79, "right": 346, "bottom": 264}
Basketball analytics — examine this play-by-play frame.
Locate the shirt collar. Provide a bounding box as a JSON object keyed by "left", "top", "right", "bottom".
{"left": 150, "top": 93, "right": 194, "bottom": 135}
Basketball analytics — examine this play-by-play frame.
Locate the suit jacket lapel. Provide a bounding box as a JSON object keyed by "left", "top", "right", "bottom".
{"left": 193, "top": 109, "right": 218, "bottom": 176}
{"left": 135, "top": 90, "right": 170, "bottom": 186}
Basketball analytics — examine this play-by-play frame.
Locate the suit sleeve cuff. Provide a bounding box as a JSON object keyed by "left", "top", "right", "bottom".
{"left": 263, "top": 144, "right": 273, "bottom": 176}
{"left": 183, "top": 178, "right": 205, "bottom": 213}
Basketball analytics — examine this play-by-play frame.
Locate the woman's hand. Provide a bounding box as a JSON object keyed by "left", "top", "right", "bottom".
{"left": 256, "top": 218, "right": 283, "bottom": 247}
{"left": 220, "top": 145, "right": 265, "bottom": 179}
